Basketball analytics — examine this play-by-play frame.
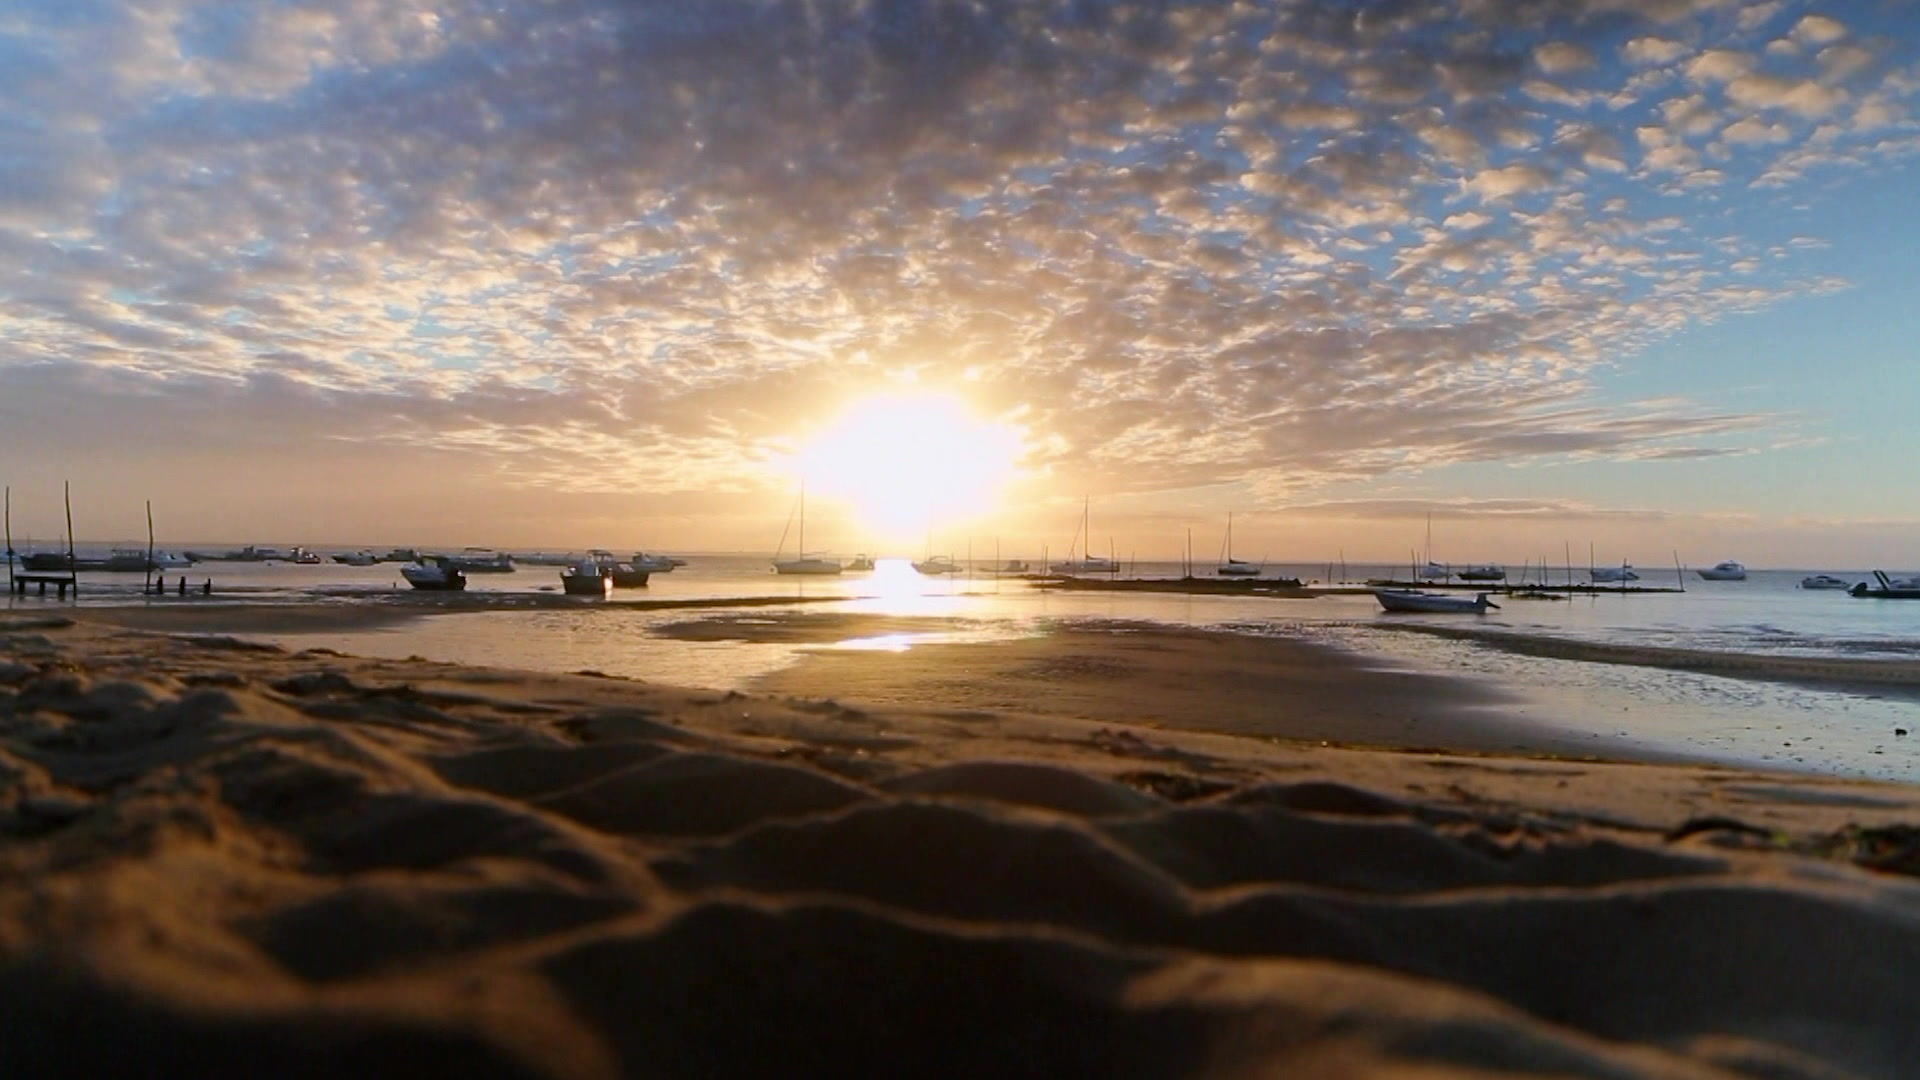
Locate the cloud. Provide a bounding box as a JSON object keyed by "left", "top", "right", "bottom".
{"left": 1623, "top": 37, "right": 1690, "bottom": 66}
{"left": 1790, "top": 15, "right": 1849, "bottom": 47}
{"left": 0, "top": 0, "right": 1911, "bottom": 539}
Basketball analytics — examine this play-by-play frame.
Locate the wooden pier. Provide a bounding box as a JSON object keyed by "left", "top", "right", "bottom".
{"left": 5, "top": 484, "right": 79, "bottom": 599}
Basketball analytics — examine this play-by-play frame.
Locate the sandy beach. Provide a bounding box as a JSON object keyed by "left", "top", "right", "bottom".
{"left": 7, "top": 611, "right": 1920, "bottom": 1078}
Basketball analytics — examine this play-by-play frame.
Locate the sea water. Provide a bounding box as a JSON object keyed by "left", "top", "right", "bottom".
{"left": 14, "top": 554, "right": 1920, "bottom": 780}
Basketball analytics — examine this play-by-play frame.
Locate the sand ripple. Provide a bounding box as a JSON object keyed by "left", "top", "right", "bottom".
{"left": 5, "top": 622, "right": 1920, "bottom": 1078}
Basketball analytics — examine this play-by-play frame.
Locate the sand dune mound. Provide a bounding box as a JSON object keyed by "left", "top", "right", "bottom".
{"left": 5, "top": 623, "right": 1920, "bottom": 1079}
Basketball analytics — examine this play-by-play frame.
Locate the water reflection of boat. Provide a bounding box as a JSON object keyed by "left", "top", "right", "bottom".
{"left": 401, "top": 557, "right": 466, "bottom": 591}
{"left": 1373, "top": 589, "right": 1499, "bottom": 614}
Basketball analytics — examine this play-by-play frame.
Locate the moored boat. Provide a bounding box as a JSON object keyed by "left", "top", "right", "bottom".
{"left": 1590, "top": 564, "right": 1639, "bottom": 583}
{"left": 560, "top": 561, "right": 613, "bottom": 596}
{"left": 1800, "top": 574, "right": 1852, "bottom": 590}
{"left": 1373, "top": 588, "right": 1500, "bottom": 614}
{"left": 448, "top": 547, "right": 515, "bottom": 573}
{"left": 771, "top": 484, "right": 842, "bottom": 575}
{"left": 400, "top": 557, "right": 467, "bottom": 591}
{"left": 1850, "top": 571, "right": 1920, "bottom": 600}
{"left": 333, "top": 551, "right": 379, "bottom": 566}
{"left": 846, "top": 554, "right": 877, "bottom": 572}
{"left": 1456, "top": 563, "right": 1506, "bottom": 582}
{"left": 1697, "top": 560, "right": 1747, "bottom": 581}
{"left": 913, "top": 555, "right": 963, "bottom": 575}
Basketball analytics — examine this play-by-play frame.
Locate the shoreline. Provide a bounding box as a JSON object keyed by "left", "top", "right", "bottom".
{"left": 6, "top": 615, "right": 1920, "bottom": 1076}
{"left": 1373, "top": 621, "right": 1920, "bottom": 697}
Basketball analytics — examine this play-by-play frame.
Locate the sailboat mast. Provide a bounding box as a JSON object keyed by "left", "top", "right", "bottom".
{"left": 798, "top": 482, "right": 805, "bottom": 557}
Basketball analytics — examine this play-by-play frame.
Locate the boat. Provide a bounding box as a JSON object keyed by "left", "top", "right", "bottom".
{"left": 1800, "top": 574, "right": 1853, "bottom": 590}
{"left": 379, "top": 547, "right": 421, "bottom": 563}
{"left": 1590, "top": 564, "right": 1639, "bottom": 583}
{"left": 846, "top": 554, "right": 877, "bottom": 572}
{"left": 1851, "top": 571, "right": 1920, "bottom": 600}
{"left": 1051, "top": 498, "right": 1119, "bottom": 574}
{"left": 448, "top": 547, "right": 515, "bottom": 573}
{"left": 1417, "top": 561, "right": 1450, "bottom": 580}
{"left": 21, "top": 552, "right": 74, "bottom": 572}
{"left": 515, "top": 551, "right": 579, "bottom": 566}
{"left": 1217, "top": 512, "right": 1261, "bottom": 577}
{"left": 912, "top": 555, "right": 963, "bottom": 575}
{"left": 333, "top": 551, "right": 379, "bottom": 566}
{"left": 1697, "top": 560, "right": 1747, "bottom": 581}
{"left": 83, "top": 548, "right": 195, "bottom": 572}
{"left": 1456, "top": 563, "right": 1506, "bottom": 582}
{"left": 400, "top": 557, "right": 467, "bottom": 591}
{"left": 628, "top": 552, "right": 678, "bottom": 574}
{"left": 560, "top": 560, "right": 613, "bottom": 596}
{"left": 587, "top": 551, "right": 650, "bottom": 588}
{"left": 990, "top": 559, "right": 1029, "bottom": 574}
{"left": 771, "top": 484, "right": 842, "bottom": 575}
{"left": 289, "top": 547, "right": 324, "bottom": 565}
{"left": 1373, "top": 588, "right": 1500, "bottom": 614}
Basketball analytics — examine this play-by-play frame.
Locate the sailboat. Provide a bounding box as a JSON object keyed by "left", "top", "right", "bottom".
{"left": 1050, "top": 498, "right": 1118, "bottom": 574}
{"left": 772, "top": 483, "right": 842, "bottom": 575}
{"left": 1216, "top": 512, "right": 1261, "bottom": 577}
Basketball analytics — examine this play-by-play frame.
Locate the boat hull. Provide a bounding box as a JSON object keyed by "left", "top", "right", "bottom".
{"left": 560, "top": 571, "right": 613, "bottom": 596}
{"left": 400, "top": 570, "right": 466, "bottom": 591}
{"left": 1373, "top": 589, "right": 1498, "bottom": 614}
{"left": 774, "top": 560, "right": 843, "bottom": 575}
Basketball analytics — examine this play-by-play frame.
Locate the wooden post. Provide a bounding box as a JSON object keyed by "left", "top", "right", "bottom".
{"left": 146, "top": 500, "right": 156, "bottom": 595}
{"left": 64, "top": 481, "right": 77, "bottom": 598}
{"left": 4, "top": 485, "right": 12, "bottom": 593}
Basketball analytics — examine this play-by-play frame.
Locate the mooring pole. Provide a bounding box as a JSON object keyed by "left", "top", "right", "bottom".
{"left": 64, "top": 481, "right": 76, "bottom": 598}
{"left": 146, "top": 500, "right": 156, "bottom": 595}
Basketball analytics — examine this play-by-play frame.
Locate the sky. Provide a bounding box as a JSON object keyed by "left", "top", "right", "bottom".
{"left": 2, "top": 0, "right": 1917, "bottom": 567}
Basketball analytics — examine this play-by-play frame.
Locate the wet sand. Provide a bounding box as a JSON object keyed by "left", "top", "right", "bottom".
{"left": 9, "top": 614, "right": 1920, "bottom": 1078}
{"left": 64, "top": 593, "right": 851, "bottom": 636}
{"left": 1376, "top": 621, "right": 1920, "bottom": 697}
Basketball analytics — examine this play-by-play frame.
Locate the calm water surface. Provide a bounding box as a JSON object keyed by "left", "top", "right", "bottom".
{"left": 13, "top": 554, "right": 1920, "bottom": 781}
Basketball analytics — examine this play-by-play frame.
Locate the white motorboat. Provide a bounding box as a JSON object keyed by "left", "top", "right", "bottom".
{"left": 1697, "top": 560, "right": 1748, "bottom": 581}
{"left": 1800, "top": 574, "right": 1852, "bottom": 590}
{"left": 448, "top": 547, "right": 515, "bottom": 573}
{"left": 400, "top": 557, "right": 467, "bottom": 591}
{"left": 1417, "top": 561, "right": 1450, "bottom": 580}
{"left": 89, "top": 548, "right": 194, "bottom": 572}
{"left": 1374, "top": 589, "right": 1500, "bottom": 614}
{"left": 913, "top": 555, "right": 963, "bottom": 575}
{"left": 771, "top": 483, "right": 842, "bottom": 575}
{"left": 1590, "top": 564, "right": 1639, "bottom": 583}
{"left": 333, "top": 550, "right": 379, "bottom": 566}
{"left": 846, "top": 554, "right": 877, "bottom": 571}
{"left": 630, "top": 552, "right": 679, "bottom": 574}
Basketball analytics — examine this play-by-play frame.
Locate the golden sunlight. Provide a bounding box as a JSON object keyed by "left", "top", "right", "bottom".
{"left": 794, "top": 392, "right": 1024, "bottom": 538}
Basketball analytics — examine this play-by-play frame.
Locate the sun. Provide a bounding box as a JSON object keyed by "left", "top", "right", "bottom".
{"left": 793, "top": 392, "right": 1025, "bottom": 540}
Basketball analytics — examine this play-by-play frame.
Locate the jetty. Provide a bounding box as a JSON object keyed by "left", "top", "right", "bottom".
{"left": 6, "top": 483, "right": 79, "bottom": 599}
{"left": 1033, "top": 575, "right": 1314, "bottom": 598}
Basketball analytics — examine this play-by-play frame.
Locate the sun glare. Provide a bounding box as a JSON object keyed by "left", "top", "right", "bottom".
{"left": 794, "top": 393, "right": 1024, "bottom": 539}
